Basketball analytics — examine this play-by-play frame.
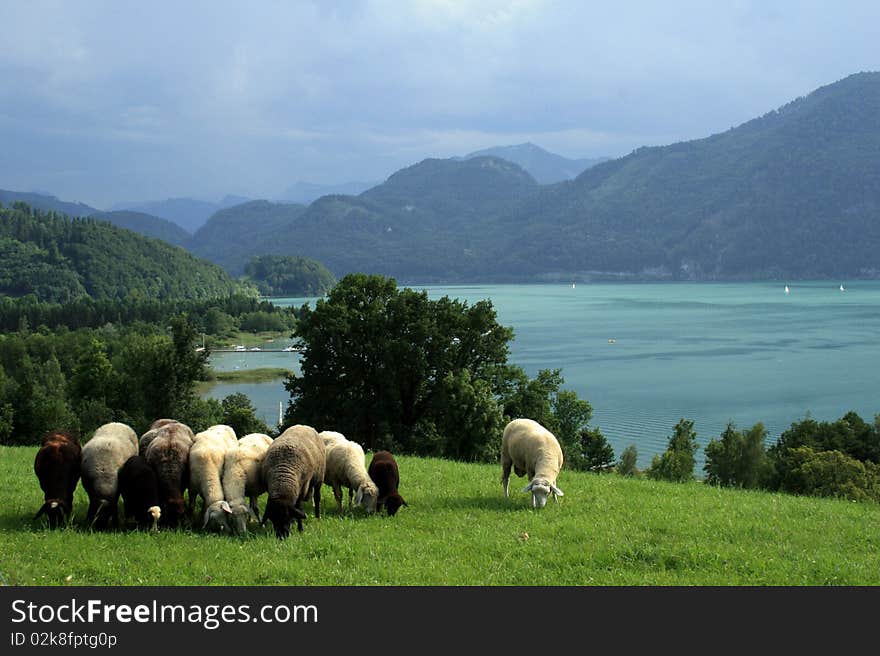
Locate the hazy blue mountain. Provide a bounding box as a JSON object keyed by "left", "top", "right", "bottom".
{"left": 0, "top": 189, "right": 101, "bottom": 217}
{"left": 110, "top": 196, "right": 251, "bottom": 233}
{"left": 461, "top": 143, "right": 610, "bottom": 184}
{"left": 90, "top": 210, "right": 192, "bottom": 247}
{"left": 190, "top": 156, "right": 538, "bottom": 279}
{"left": 278, "top": 180, "right": 381, "bottom": 204}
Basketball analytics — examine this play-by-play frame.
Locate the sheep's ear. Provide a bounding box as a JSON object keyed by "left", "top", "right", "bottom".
{"left": 551, "top": 484, "right": 564, "bottom": 497}
{"left": 354, "top": 487, "right": 363, "bottom": 505}
{"left": 221, "top": 500, "right": 232, "bottom": 514}
{"left": 522, "top": 482, "right": 534, "bottom": 493}
{"left": 202, "top": 509, "right": 210, "bottom": 529}
{"left": 34, "top": 503, "right": 48, "bottom": 520}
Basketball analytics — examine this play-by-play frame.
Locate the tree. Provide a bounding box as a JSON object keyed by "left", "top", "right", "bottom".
{"left": 579, "top": 427, "right": 616, "bottom": 472}
{"left": 704, "top": 421, "right": 770, "bottom": 489}
{"left": 284, "top": 273, "right": 588, "bottom": 461}
{"left": 617, "top": 444, "right": 640, "bottom": 476}
{"left": 221, "top": 393, "right": 271, "bottom": 438}
{"left": 647, "top": 419, "right": 699, "bottom": 483}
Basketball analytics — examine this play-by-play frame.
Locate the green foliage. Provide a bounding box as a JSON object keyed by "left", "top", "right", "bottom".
{"left": 221, "top": 393, "right": 271, "bottom": 437}
{"left": 243, "top": 255, "right": 336, "bottom": 297}
{"left": 704, "top": 422, "right": 772, "bottom": 489}
{"left": 781, "top": 447, "right": 880, "bottom": 503}
{"left": 647, "top": 419, "right": 699, "bottom": 483}
{"left": 0, "top": 203, "right": 247, "bottom": 302}
{"left": 285, "top": 273, "right": 591, "bottom": 461}
{"left": 617, "top": 444, "right": 640, "bottom": 477}
{"left": 578, "top": 427, "right": 617, "bottom": 472}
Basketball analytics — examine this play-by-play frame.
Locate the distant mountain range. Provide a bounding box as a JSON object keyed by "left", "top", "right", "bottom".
{"left": 109, "top": 195, "right": 251, "bottom": 233}
{"left": 461, "top": 142, "right": 610, "bottom": 184}
{"left": 6, "top": 72, "right": 880, "bottom": 282}
{"left": 278, "top": 180, "right": 381, "bottom": 204}
{"left": 0, "top": 189, "right": 100, "bottom": 218}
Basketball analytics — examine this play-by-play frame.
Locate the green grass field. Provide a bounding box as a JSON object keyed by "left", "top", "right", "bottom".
{"left": 2, "top": 445, "right": 879, "bottom": 586}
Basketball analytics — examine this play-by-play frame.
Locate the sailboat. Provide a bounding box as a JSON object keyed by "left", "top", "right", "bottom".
{"left": 784, "top": 285, "right": 790, "bottom": 295}
{"left": 571, "top": 281, "right": 576, "bottom": 289}
{"left": 840, "top": 284, "right": 846, "bottom": 292}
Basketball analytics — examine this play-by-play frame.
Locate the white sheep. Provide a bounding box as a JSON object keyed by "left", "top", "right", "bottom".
{"left": 501, "top": 418, "right": 564, "bottom": 509}
{"left": 188, "top": 424, "right": 238, "bottom": 530}
{"left": 322, "top": 433, "right": 378, "bottom": 514}
{"left": 209, "top": 432, "right": 274, "bottom": 535}
{"left": 80, "top": 422, "right": 139, "bottom": 528}
{"left": 319, "top": 430, "right": 347, "bottom": 452}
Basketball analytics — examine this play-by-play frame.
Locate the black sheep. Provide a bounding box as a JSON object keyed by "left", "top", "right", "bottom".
{"left": 367, "top": 450, "right": 408, "bottom": 516}
{"left": 33, "top": 430, "right": 82, "bottom": 528}
{"left": 118, "top": 455, "right": 162, "bottom": 530}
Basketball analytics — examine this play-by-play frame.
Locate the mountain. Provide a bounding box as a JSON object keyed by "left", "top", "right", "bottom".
{"left": 190, "top": 156, "right": 538, "bottom": 279}
{"left": 461, "top": 143, "right": 610, "bottom": 184}
{"left": 279, "top": 180, "right": 381, "bottom": 204}
{"left": 0, "top": 189, "right": 101, "bottom": 217}
{"left": 89, "top": 210, "right": 192, "bottom": 247}
{"left": 0, "top": 203, "right": 247, "bottom": 303}
{"left": 491, "top": 71, "right": 880, "bottom": 281}
{"left": 110, "top": 196, "right": 251, "bottom": 234}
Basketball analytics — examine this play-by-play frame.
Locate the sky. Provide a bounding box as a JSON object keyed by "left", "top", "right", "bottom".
{"left": 1, "top": 0, "right": 879, "bottom": 209}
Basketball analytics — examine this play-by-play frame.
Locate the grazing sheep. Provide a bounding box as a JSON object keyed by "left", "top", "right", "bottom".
{"left": 144, "top": 421, "right": 195, "bottom": 528}
{"left": 209, "top": 432, "right": 274, "bottom": 535}
{"left": 80, "top": 422, "right": 139, "bottom": 529}
{"left": 118, "top": 455, "right": 161, "bottom": 530}
{"left": 187, "top": 425, "right": 238, "bottom": 531}
{"left": 33, "top": 430, "right": 81, "bottom": 528}
{"left": 319, "top": 430, "right": 347, "bottom": 452}
{"left": 323, "top": 434, "right": 378, "bottom": 514}
{"left": 261, "top": 424, "right": 325, "bottom": 538}
{"left": 501, "top": 418, "right": 564, "bottom": 509}
{"left": 368, "top": 450, "right": 407, "bottom": 516}
{"left": 139, "top": 419, "right": 190, "bottom": 456}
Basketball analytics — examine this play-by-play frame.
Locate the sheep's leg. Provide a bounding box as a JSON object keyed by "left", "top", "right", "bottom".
{"left": 333, "top": 485, "right": 344, "bottom": 513}
{"left": 347, "top": 487, "right": 354, "bottom": 510}
{"left": 249, "top": 496, "right": 260, "bottom": 521}
{"left": 501, "top": 456, "right": 512, "bottom": 497}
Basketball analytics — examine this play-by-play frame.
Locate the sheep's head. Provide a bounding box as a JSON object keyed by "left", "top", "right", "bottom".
{"left": 147, "top": 506, "right": 161, "bottom": 532}
{"left": 203, "top": 500, "right": 233, "bottom": 533}
{"left": 262, "top": 498, "right": 307, "bottom": 539}
{"left": 34, "top": 499, "right": 69, "bottom": 529}
{"left": 228, "top": 502, "right": 258, "bottom": 537}
{"left": 354, "top": 484, "right": 378, "bottom": 514}
{"left": 383, "top": 492, "right": 408, "bottom": 517}
{"left": 522, "top": 479, "right": 563, "bottom": 509}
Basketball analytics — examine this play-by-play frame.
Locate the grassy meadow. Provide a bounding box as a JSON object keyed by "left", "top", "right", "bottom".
{"left": 2, "top": 445, "right": 879, "bottom": 586}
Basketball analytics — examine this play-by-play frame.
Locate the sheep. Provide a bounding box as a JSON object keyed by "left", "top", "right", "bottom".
{"left": 319, "top": 430, "right": 347, "bottom": 452}
{"left": 139, "top": 419, "right": 191, "bottom": 456}
{"left": 207, "top": 432, "right": 274, "bottom": 535}
{"left": 261, "top": 424, "right": 325, "bottom": 538}
{"left": 186, "top": 424, "right": 238, "bottom": 531}
{"left": 80, "top": 422, "right": 139, "bottom": 529}
{"left": 501, "top": 418, "right": 564, "bottom": 509}
{"left": 143, "top": 421, "right": 195, "bottom": 528}
{"left": 33, "top": 430, "right": 81, "bottom": 528}
{"left": 322, "top": 434, "right": 378, "bottom": 514}
{"left": 367, "top": 450, "right": 407, "bottom": 516}
{"left": 118, "top": 455, "right": 161, "bottom": 530}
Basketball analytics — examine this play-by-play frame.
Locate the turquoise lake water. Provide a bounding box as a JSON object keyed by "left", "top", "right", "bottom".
{"left": 204, "top": 281, "right": 880, "bottom": 468}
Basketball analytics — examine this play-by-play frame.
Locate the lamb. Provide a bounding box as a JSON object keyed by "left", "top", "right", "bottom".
{"left": 501, "top": 418, "right": 564, "bottom": 509}
{"left": 118, "top": 455, "right": 161, "bottom": 530}
{"left": 207, "top": 432, "right": 274, "bottom": 535}
{"left": 367, "top": 450, "right": 407, "bottom": 516}
{"left": 33, "top": 430, "right": 82, "bottom": 528}
{"left": 261, "top": 424, "right": 325, "bottom": 538}
{"left": 322, "top": 433, "right": 378, "bottom": 514}
{"left": 143, "top": 420, "right": 195, "bottom": 528}
{"left": 80, "top": 422, "right": 139, "bottom": 529}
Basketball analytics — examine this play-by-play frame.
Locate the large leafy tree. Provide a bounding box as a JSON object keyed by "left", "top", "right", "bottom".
{"left": 704, "top": 421, "right": 771, "bottom": 489}
{"left": 284, "top": 273, "right": 589, "bottom": 461}
{"left": 647, "top": 418, "right": 700, "bottom": 483}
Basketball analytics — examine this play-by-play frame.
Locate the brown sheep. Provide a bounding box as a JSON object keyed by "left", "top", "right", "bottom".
{"left": 144, "top": 421, "right": 195, "bottom": 528}
{"left": 33, "top": 430, "right": 82, "bottom": 528}
{"left": 368, "top": 450, "right": 407, "bottom": 516}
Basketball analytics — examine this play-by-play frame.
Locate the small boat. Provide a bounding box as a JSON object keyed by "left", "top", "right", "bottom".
{"left": 840, "top": 284, "right": 846, "bottom": 292}
{"left": 234, "top": 345, "right": 246, "bottom": 351}
{"left": 282, "top": 345, "right": 298, "bottom": 352}
{"left": 784, "top": 285, "right": 790, "bottom": 295}
{"left": 608, "top": 338, "right": 616, "bottom": 344}
{"left": 571, "top": 282, "right": 576, "bottom": 289}
{"left": 249, "top": 346, "right": 261, "bottom": 351}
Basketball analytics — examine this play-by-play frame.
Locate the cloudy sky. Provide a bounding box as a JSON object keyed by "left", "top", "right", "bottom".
{"left": 1, "top": 0, "right": 878, "bottom": 208}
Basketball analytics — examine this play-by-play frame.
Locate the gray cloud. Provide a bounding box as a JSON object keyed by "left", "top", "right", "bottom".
{"left": 1, "top": 0, "right": 878, "bottom": 208}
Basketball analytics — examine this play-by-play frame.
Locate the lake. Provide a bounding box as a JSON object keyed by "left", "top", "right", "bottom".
{"left": 203, "top": 281, "right": 880, "bottom": 468}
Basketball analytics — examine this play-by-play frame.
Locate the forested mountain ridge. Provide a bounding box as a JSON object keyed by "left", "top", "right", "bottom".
{"left": 496, "top": 71, "right": 880, "bottom": 280}
{"left": 0, "top": 203, "right": 249, "bottom": 302}
{"left": 461, "top": 142, "right": 610, "bottom": 183}
{"left": 90, "top": 210, "right": 192, "bottom": 247}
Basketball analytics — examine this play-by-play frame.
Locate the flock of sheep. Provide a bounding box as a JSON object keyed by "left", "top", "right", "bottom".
{"left": 33, "top": 416, "right": 564, "bottom": 539}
